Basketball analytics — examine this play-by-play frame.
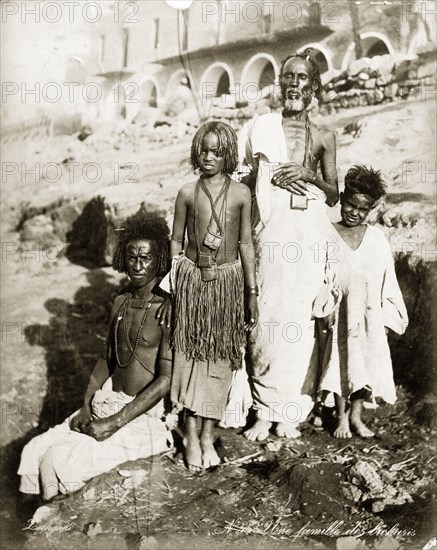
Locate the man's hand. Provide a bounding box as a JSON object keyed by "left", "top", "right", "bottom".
{"left": 272, "top": 163, "right": 312, "bottom": 193}
{"left": 245, "top": 295, "right": 259, "bottom": 332}
{"left": 156, "top": 296, "right": 172, "bottom": 328}
{"left": 70, "top": 404, "right": 92, "bottom": 433}
{"left": 82, "top": 416, "right": 120, "bottom": 441}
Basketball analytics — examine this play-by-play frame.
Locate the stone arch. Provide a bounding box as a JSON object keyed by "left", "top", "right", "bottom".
{"left": 297, "top": 43, "right": 333, "bottom": 74}
{"left": 166, "top": 69, "right": 191, "bottom": 97}
{"left": 341, "top": 32, "right": 395, "bottom": 69}
{"left": 361, "top": 32, "right": 394, "bottom": 57}
{"left": 139, "top": 77, "right": 160, "bottom": 108}
{"left": 104, "top": 82, "right": 127, "bottom": 119}
{"left": 200, "top": 62, "right": 234, "bottom": 100}
{"left": 241, "top": 53, "right": 278, "bottom": 91}
{"left": 65, "top": 56, "right": 86, "bottom": 83}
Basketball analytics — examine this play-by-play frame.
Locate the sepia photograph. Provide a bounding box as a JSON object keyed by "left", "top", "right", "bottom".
{"left": 1, "top": 1, "right": 436, "bottom": 548}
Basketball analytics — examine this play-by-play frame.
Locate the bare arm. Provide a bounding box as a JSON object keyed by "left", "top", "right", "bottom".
{"left": 70, "top": 299, "right": 122, "bottom": 432}
{"left": 170, "top": 187, "right": 188, "bottom": 257}
{"left": 83, "top": 326, "right": 172, "bottom": 441}
{"left": 314, "top": 131, "right": 338, "bottom": 206}
{"left": 238, "top": 186, "right": 258, "bottom": 331}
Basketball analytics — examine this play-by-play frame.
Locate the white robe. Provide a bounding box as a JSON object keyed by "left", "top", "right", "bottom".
{"left": 309, "top": 224, "right": 408, "bottom": 404}
{"left": 18, "top": 378, "right": 169, "bottom": 495}
{"left": 239, "top": 113, "right": 333, "bottom": 425}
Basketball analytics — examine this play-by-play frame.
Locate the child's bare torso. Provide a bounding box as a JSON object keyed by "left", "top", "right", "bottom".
{"left": 184, "top": 179, "right": 245, "bottom": 265}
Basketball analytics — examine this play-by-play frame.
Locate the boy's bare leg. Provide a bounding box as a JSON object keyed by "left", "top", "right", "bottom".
{"left": 244, "top": 418, "right": 272, "bottom": 441}
{"left": 183, "top": 413, "right": 203, "bottom": 472}
{"left": 39, "top": 448, "right": 59, "bottom": 501}
{"left": 333, "top": 394, "right": 352, "bottom": 438}
{"left": 275, "top": 422, "right": 301, "bottom": 438}
{"left": 200, "top": 418, "right": 221, "bottom": 469}
{"left": 349, "top": 398, "right": 375, "bottom": 438}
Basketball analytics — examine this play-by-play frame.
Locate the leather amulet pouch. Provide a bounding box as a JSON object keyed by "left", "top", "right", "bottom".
{"left": 203, "top": 219, "right": 222, "bottom": 251}
{"left": 290, "top": 193, "right": 308, "bottom": 210}
{"left": 200, "top": 265, "right": 218, "bottom": 282}
{"left": 198, "top": 251, "right": 214, "bottom": 268}
{"left": 198, "top": 251, "right": 218, "bottom": 281}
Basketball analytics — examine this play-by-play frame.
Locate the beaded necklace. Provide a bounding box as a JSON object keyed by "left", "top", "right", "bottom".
{"left": 114, "top": 294, "right": 156, "bottom": 368}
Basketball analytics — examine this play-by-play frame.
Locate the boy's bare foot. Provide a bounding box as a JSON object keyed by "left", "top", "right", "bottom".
{"left": 350, "top": 418, "right": 375, "bottom": 438}
{"left": 275, "top": 422, "right": 301, "bottom": 439}
{"left": 200, "top": 434, "right": 221, "bottom": 469}
{"left": 333, "top": 415, "right": 352, "bottom": 439}
{"left": 244, "top": 419, "right": 272, "bottom": 441}
{"left": 312, "top": 415, "right": 323, "bottom": 428}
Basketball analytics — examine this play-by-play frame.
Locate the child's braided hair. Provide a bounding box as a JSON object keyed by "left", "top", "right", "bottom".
{"left": 191, "top": 120, "right": 238, "bottom": 175}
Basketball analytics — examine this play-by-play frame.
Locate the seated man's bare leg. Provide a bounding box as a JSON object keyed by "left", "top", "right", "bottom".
{"left": 183, "top": 413, "right": 203, "bottom": 472}
{"left": 200, "top": 418, "right": 221, "bottom": 469}
{"left": 333, "top": 394, "right": 352, "bottom": 439}
{"left": 39, "top": 448, "right": 59, "bottom": 501}
{"left": 244, "top": 418, "right": 272, "bottom": 441}
{"left": 349, "top": 398, "right": 374, "bottom": 438}
{"left": 275, "top": 422, "right": 301, "bottom": 438}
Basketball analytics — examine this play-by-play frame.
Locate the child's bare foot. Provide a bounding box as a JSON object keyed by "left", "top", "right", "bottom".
{"left": 244, "top": 419, "right": 272, "bottom": 441}
{"left": 183, "top": 415, "right": 203, "bottom": 472}
{"left": 183, "top": 434, "right": 203, "bottom": 472}
{"left": 350, "top": 417, "right": 375, "bottom": 438}
{"left": 200, "top": 435, "right": 221, "bottom": 469}
{"left": 333, "top": 415, "right": 352, "bottom": 439}
{"left": 275, "top": 422, "right": 301, "bottom": 439}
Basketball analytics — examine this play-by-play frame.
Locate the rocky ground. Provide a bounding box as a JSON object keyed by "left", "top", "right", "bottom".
{"left": 1, "top": 96, "right": 436, "bottom": 549}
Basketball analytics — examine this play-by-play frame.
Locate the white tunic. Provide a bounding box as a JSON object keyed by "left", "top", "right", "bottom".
{"left": 310, "top": 224, "right": 408, "bottom": 403}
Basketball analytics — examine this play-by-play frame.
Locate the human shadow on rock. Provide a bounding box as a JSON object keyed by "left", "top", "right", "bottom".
{"left": 1, "top": 269, "right": 128, "bottom": 547}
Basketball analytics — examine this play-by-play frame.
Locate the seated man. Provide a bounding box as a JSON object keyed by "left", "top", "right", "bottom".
{"left": 18, "top": 212, "right": 173, "bottom": 501}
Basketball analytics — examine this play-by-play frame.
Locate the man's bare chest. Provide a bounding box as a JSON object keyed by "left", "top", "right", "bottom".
{"left": 116, "top": 303, "right": 162, "bottom": 350}
{"left": 282, "top": 121, "right": 307, "bottom": 162}
{"left": 282, "top": 120, "right": 322, "bottom": 165}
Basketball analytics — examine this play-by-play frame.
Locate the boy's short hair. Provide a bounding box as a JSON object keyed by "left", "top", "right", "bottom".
{"left": 279, "top": 48, "right": 323, "bottom": 101}
{"left": 344, "top": 165, "right": 386, "bottom": 203}
{"left": 190, "top": 120, "right": 238, "bottom": 175}
{"left": 112, "top": 211, "right": 170, "bottom": 276}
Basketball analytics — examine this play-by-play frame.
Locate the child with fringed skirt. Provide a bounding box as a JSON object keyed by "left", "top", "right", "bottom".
{"left": 168, "top": 121, "right": 258, "bottom": 471}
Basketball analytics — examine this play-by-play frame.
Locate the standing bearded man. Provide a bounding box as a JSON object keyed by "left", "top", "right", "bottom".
{"left": 239, "top": 49, "right": 338, "bottom": 441}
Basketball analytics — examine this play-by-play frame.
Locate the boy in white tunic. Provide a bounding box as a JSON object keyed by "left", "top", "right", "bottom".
{"left": 312, "top": 166, "right": 408, "bottom": 438}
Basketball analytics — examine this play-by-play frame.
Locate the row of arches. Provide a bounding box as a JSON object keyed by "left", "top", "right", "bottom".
{"left": 139, "top": 33, "right": 395, "bottom": 106}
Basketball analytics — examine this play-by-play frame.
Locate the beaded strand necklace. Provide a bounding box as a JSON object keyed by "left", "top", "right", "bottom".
{"left": 114, "top": 294, "right": 156, "bottom": 368}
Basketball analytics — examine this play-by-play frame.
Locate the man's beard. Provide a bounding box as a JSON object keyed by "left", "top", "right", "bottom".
{"left": 284, "top": 98, "right": 305, "bottom": 112}
{"left": 281, "top": 87, "right": 313, "bottom": 113}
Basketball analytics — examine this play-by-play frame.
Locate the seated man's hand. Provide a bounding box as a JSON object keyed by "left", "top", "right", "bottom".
{"left": 70, "top": 404, "right": 92, "bottom": 433}
{"left": 82, "top": 416, "right": 119, "bottom": 441}
{"left": 156, "top": 296, "right": 172, "bottom": 328}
